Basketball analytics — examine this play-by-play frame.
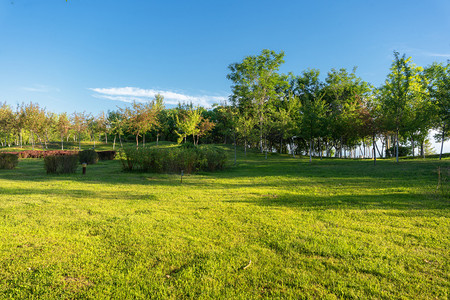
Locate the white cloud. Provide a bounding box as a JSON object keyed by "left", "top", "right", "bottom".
{"left": 22, "top": 84, "right": 60, "bottom": 93}
{"left": 90, "top": 87, "right": 227, "bottom": 108}
{"left": 423, "top": 52, "right": 450, "bottom": 58}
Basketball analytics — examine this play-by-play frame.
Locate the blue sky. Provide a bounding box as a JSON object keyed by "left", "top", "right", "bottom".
{"left": 1, "top": 0, "right": 449, "bottom": 116}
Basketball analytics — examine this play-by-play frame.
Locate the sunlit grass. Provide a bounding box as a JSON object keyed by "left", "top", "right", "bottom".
{"left": 0, "top": 147, "right": 449, "bottom": 298}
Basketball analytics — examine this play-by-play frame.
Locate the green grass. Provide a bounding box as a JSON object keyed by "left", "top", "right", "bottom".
{"left": 0, "top": 147, "right": 449, "bottom": 299}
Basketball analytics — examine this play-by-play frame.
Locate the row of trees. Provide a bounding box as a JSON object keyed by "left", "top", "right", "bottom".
{"left": 227, "top": 50, "right": 449, "bottom": 162}
{"left": 0, "top": 100, "right": 218, "bottom": 151}
{"left": 0, "top": 50, "right": 448, "bottom": 161}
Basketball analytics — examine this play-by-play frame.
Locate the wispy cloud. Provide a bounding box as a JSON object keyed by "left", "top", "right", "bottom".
{"left": 422, "top": 52, "right": 450, "bottom": 58}
{"left": 392, "top": 47, "right": 450, "bottom": 59}
{"left": 90, "top": 87, "right": 227, "bottom": 107}
{"left": 21, "top": 84, "right": 60, "bottom": 93}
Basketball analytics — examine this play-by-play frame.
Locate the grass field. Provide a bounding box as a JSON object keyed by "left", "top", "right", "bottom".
{"left": 0, "top": 145, "right": 449, "bottom": 299}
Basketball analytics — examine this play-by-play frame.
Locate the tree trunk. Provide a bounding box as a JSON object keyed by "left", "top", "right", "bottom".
{"left": 31, "top": 131, "right": 35, "bottom": 150}
{"left": 373, "top": 133, "right": 376, "bottom": 166}
{"left": 156, "top": 133, "right": 159, "bottom": 146}
{"left": 395, "top": 128, "right": 399, "bottom": 163}
{"left": 439, "top": 124, "right": 445, "bottom": 160}
{"left": 280, "top": 136, "right": 283, "bottom": 154}
{"left": 136, "top": 134, "right": 139, "bottom": 147}
{"left": 119, "top": 134, "right": 123, "bottom": 148}
{"left": 113, "top": 135, "right": 116, "bottom": 150}
{"left": 61, "top": 134, "right": 64, "bottom": 150}
{"left": 79, "top": 133, "right": 81, "bottom": 150}
{"left": 375, "top": 141, "right": 382, "bottom": 158}
{"left": 309, "top": 139, "right": 312, "bottom": 163}
{"left": 319, "top": 139, "right": 322, "bottom": 160}
{"left": 260, "top": 127, "right": 263, "bottom": 153}
{"left": 234, "top": 132, "right": 237, "bottom": 166}
{"left": 105, "top": 132, "right": 108, "bottom": 144}
{"left": 244, "top": 139, "right": 247, "bottom": 156}
{"left": 264, "top": 136, "right": 267, "bottom": 160}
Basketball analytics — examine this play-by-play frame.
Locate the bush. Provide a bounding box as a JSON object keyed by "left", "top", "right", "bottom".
{"left": 44, "top": 155, "right": 79, "bottom": 174}
{"left": 79, "top": 150, "right": 98, "bottom": 165}
{"left": 120, "top": 145, "right": 228, "bottom": 173}
{"left": 2, "top": 150, "right": 78, "bottom": 158}
{"left": 386, "top": 146, "right": 411, "bottom": 158}
{"left": 0, "top": 153, "right": 19, "bottom": 169}
{"left": 97, "top": 150, "right": 116, "bottom": 161}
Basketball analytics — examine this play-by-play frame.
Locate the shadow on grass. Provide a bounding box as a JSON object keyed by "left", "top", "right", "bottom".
{"left": 0, "top": 155, "right": 448, "bottom": 211}
{"left": 224, "top": 192, "right": 449, "bottom": 212}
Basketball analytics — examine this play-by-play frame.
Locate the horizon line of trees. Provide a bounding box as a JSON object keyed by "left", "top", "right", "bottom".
{"left": 0, "top": 50, "right": 448, "bottom": 161}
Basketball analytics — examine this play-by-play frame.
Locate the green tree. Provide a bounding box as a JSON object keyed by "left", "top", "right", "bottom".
{"left": 56, "top": 112, "right": 71, "bottom": 150}
{"left": 72, "top": 111, "right": 89, "bottom": 150}
{"left": 108, "top": 110, "right": 126, "bottom": 149}
{"left": 424, "top": 62, "right": 450, "bottom": 160}
{"left": 175, "top": 107, "right": 202, "bottom": 145}
{"left": 379, "top": 52, "right": 423, "bottom": 162}
{"left": 227, "top": 49, "right": 287, "bottom": 153}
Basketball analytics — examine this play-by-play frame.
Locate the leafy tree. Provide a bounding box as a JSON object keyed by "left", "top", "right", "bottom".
{"left": 294, "top": 69, "right": 328, "bottom": 162}
{"left": 227, "top": 49, "right": 287, "bottom": 153}
{"left": 56, "top": 113, "right": 71, "bottom": 150}
{"left": 324, "top": 68, "right": 372, "bottom": 158}
{"left": 424, "top": 62, "right": 450, "bottom": 160}
{"left": 236, "top": 111, "right": 256, "bottom": 156}
{"left": 108, "top": 110, "right": 126, "bottom": 149}
{"left": 175, "top": 107, "right": 202, "bottom": 145}
{"left": 153, "top": 94, "right": 166, "bottom": 146}
{"left": 72, "top": 111, "right": 90, "bottom": 150}
{"left": 379, "top": 52, "right": 423, "bottom": 162}
{"left": 125, "top": 100, "right": 159, "bottom": 147}
{"left": 21, "top": 102, "right": 46, "bottom": 150}
{"left": 0, "top": 103, "right": 16, "bottom": 147}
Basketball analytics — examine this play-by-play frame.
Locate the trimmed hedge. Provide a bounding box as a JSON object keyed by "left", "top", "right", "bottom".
{"left": 97, "top": 150, "right": 116, "bottom": 161}
{"left": 79, "top": 150, "right": 98, "bottom": 165}
{"left": 0, "top": 153, "right": 19, "bottom": 169}
{"left": 385, "top": 146, "right": 411, "bottom": 158}
{"left": 2, "top": 150, "right": 78, "bottom": 158}
{"left": 44, "top": 155, "right": 79, "bottom": 174}
{"left": 120, "top": 145, "right": 227, "bottom": 173}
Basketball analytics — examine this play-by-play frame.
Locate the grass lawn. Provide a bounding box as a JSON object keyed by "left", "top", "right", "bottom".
{"left": 0, "top": 146, "right": 449, "bottom": 299}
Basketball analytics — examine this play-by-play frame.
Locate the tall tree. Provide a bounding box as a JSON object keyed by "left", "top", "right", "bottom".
{"left": 379, "top": 52, "right": 423, "bottom": 162}
{"left": 227, "top": 49, "right": 287, "bottom": 153}
{"left": 72, "top": 111, "right": 89, "bottom": 150}
{"left": 56, "top": 112, "right": 71, "bottom": 150}
{"left": 424, "top": 62, "right": 450, "bottom": 160}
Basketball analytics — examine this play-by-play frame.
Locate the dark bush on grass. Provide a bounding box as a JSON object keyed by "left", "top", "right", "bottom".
{"left": 79, "top": 150, "right": 98, "bottom": 165}
{"left": 386, "top": 146, "right": 411, "bottom": 158}
{"left": 0, "top": 153, "right": 19, "bottom": 169}
{"left": 97, "top": 150, "right": 116, "bottom": 160}
{"left": 2, "top": 150, "right": 78, "bottom": 158}
{"left": 120, "top": 145, "right": 227, "bottom": 173}
{"left": 44, "top": 155, "right": 78, "bottom": 174}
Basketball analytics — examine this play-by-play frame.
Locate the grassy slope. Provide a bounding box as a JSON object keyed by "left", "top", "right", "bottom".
{"left": 0, "top": 147, "right": 449, "bottom": 299}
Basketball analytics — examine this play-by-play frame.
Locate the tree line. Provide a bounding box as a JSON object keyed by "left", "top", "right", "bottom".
{"left": 0, "top": 50, "right": 448, "bottom": 161}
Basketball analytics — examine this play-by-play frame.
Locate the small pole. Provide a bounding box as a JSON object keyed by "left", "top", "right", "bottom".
{"left": 82, "top": 163, "right": 87, "bottom": 175}
{"left": 181, "top": 170, "right": 184, "bottom": 184}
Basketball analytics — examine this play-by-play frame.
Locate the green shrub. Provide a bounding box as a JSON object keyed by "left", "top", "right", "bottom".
{"left": 79, "top": 150, "right": 98, "bottom": 165}
{"left": 120, "top": 145, "right": 228, "bottom": 173}
{"left": 44, "top": 155, "right": 79, "bottom": 174}
{"left": 386, "top": 146, "right": 411, "bottom": 158}
{"left": 97, "top": 150, "right": 116, "bottom": 160}
{"left": 0, "top": 154, "right": 19, "bottom": 169}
